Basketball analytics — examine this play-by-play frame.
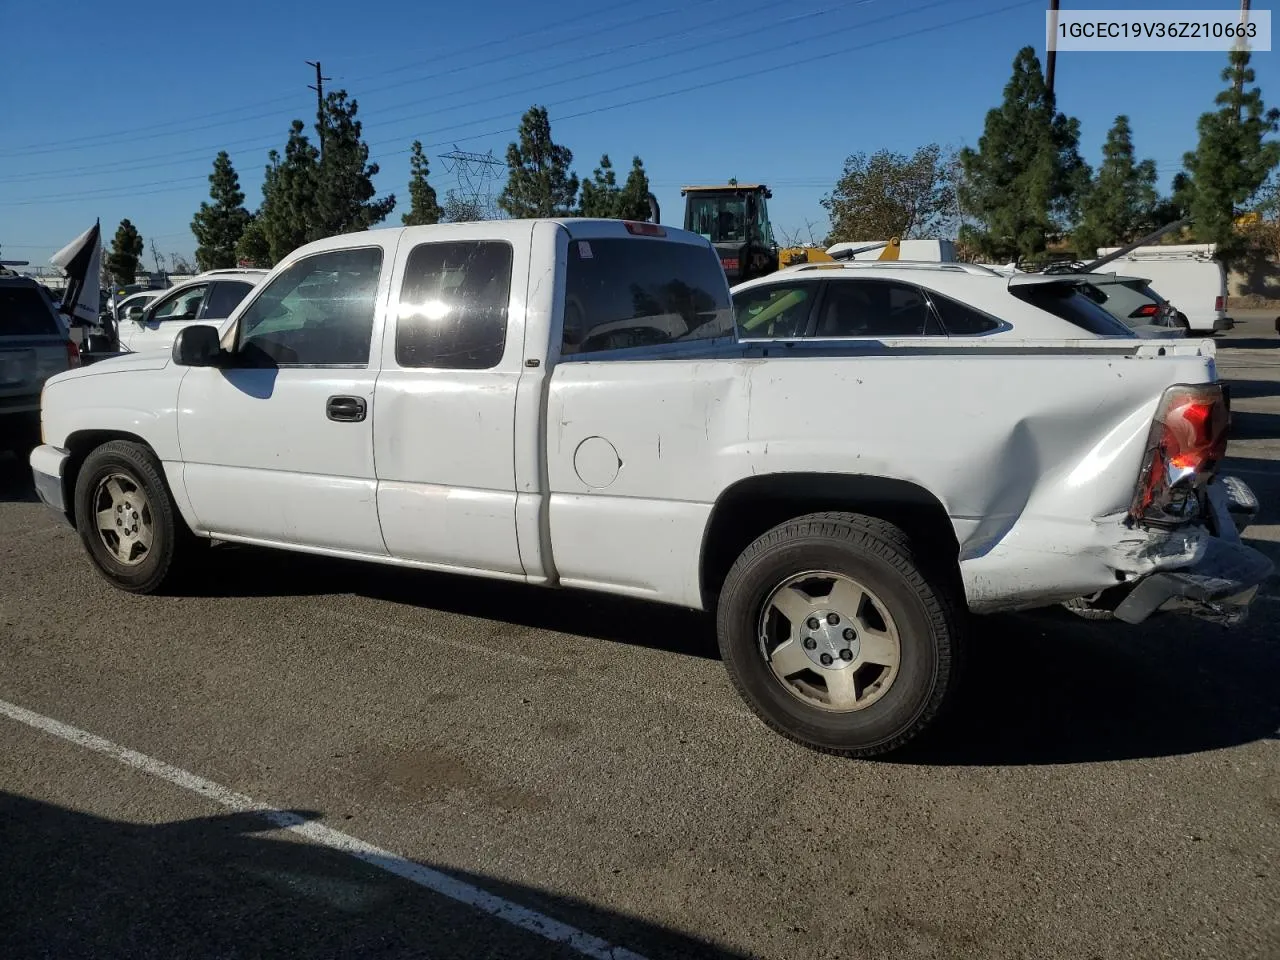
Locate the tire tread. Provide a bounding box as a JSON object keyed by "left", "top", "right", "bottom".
{"left": 717, "top": 511, "right": 963, "bottom": 758}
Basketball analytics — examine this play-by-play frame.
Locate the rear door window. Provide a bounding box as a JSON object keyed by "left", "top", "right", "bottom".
{"left": 1010, "top": 282, "right": 1134, "bottom": 336}
{"left": 201, "top": 281, "right": 256, "bottom": 320}
{"left": 396, "top": 240, "right": 513, "bottom": 369}
{"left": 0, "top": 285, "right": 61, "bottom": 336}
{"left": 928, "top": 291, "right": 1001, "bottom": 334}
{"left": 564, "top": 238, "right": 733, "bottom": 355}
{"left": 816, "top": 280, "right": 942, "bottom": 337}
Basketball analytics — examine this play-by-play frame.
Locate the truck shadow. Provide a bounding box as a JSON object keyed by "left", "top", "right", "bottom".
{"left": 0, "top": 450, "right": 38, "bottom": 503}
{"left": 188, "top": 543, "right": 723, "bottom": 661}
{"left": 0, "top": 792, "right": 743, "bottom": 960}
{"left": 898, "top": 606, "right": 1280, "bottom": 766}
{"left": 184, "top": 542, "right": 1280, "bottom": 765}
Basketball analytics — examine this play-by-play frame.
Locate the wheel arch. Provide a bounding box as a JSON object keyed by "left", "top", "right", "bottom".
{"left": 63, "top": 430, "right": 159, "bottom": 529}
{"left": 699, "top": 472, "right": 962, "bottom": 609}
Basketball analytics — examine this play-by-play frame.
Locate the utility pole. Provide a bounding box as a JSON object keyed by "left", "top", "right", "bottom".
{"left": 1232, "top": 0, "right": 1252, "bottom": 105}
{"left": 1045, "top": 0, "right": 1060, "bottom": 103}
{"left": 306, "top": 60, "right": 330, "bottom": 156}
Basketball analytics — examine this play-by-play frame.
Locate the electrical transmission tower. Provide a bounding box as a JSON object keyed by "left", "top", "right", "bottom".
{"left": 439, "top": 147, "right": 505, "bottom": 220}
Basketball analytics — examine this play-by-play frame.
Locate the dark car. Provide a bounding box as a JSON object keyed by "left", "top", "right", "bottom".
{"left": 1, "top": 275, "right": 79, "bottom": 455}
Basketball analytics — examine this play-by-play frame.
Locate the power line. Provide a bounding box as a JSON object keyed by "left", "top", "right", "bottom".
{"left": 0, "top": 0, "right": 644, "bottom": 157}
{"left": 0, "top": 0, "right": 697, "bottom": 163}
{"left": 0, "top": 0, "right": 910, "bottom": 188}
{"left": 0, "top": 0, "right": 1034, "bottom": 209}
{"left": 0, "top": 0, "right": 755, "bottom": 185}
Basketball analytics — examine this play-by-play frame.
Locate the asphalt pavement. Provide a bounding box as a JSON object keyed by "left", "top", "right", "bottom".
{"left": 1, "top": 316, "right": 1277, "bottom": 960}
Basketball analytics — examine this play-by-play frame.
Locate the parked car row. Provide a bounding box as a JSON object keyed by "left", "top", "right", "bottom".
{"left": 27, "top": 217, "right": 1270, "bottom": 758}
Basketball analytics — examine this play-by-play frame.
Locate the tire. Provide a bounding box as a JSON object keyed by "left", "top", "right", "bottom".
{"left": 716, "top": 512, "right": 963, "bottom": 758}
{"left": 72, "top": 440, "right": 200, "bottom": 593}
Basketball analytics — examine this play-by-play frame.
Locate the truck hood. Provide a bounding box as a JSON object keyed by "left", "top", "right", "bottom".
{"left": 48, "top": 350, "right": 171, "bottom": 387}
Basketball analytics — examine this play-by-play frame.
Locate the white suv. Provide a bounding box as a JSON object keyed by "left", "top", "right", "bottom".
{"left": 116, "top": 269, "right": 268, "bottom": 354}
{"left": 732, "top": 261, "right": 1138, "bottom": 341}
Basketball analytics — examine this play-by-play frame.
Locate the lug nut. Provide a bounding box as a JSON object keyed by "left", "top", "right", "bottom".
{"left": 819, "top": 653, "right": 833, "bottom": 666}
{"left": 116, "top": 519, "right": 122, "bottom": 526}
{"left": 843, "top": 628, "right": 855, "bottom": 641}
{"left": 839, "top": 648, "right": 854, "bottom": 662}
{"left": 827, "top": 613, "right": 840, "bottom": 625}
{"left": 802, "top": 637, "right": 817, "bottom": 650}
{"left": 806, "top": 617, "right": 820, "bottom": 630}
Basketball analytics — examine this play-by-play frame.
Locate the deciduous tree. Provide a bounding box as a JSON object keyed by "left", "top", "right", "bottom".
{"left": 823, "top": 144, "right": 957, "bottom": 244}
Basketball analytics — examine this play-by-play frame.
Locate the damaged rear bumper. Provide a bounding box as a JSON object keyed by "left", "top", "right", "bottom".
{"left": 1113, "top": 476, "right": 1272, "bottom": 626}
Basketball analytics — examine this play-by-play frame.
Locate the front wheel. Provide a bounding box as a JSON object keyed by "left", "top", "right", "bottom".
{"left": 73, "top": 440, "right": 201, "bottom": 593}
{"left": 716, "top": 512, "right": 962, "bottom": 758}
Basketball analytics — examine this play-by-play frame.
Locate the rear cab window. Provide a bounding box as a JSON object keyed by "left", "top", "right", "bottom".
{"left": 563, "top": 236, "right": 733, "bottom": 356}
{"left": 0, "top": 283, "right": 62, "bottom": 337}
{"left": 1010, "top": 281, "right": 1134, "bottom": 336}
{"left": 816, "top": 280, "right": 942, "bottom": 337}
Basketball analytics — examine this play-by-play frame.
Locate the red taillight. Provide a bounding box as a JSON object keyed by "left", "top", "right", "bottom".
{"left": 1130, "top": 384, "right": 1229, "bottom": 524}
{"left": 1214, "top": 295, "right": 1224, "bottom": 312}
{"left": 1129, "top": 303, "right": 1160, "bottom": 319}
{"left": 66, "top": 339, "right": 81, "bottom": 368}
{"left": 623, "top": 221, "right": 665, "bottom": 237}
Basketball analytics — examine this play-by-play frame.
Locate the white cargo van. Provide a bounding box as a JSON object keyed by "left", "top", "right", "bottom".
{"left": 1093, "top": 244, "right": 1229, "bottom": 333}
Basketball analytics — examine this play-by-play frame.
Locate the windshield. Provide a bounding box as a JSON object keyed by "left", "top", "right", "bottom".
{"left": 1010, "top": 281, "right": 1135, "bottom": 336}
{"left": 685, "top": 193, "right": 773, "bottom": 247}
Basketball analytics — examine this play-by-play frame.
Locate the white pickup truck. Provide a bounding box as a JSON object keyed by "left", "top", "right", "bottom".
{"left": 29, "top": 219, "right": 1271, "bottom": 757}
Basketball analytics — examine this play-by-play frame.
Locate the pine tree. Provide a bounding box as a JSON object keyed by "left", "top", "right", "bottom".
{"left": 578, "top": 155, "right": 620, "bottom": 218}
{"left": 260, "top": 122, "right": 320, "bottom": 265}
{"left": 106, "top": 219, "right": 144, "bottom": 284}
{"left": 499, "top": 106, "right": 579, "bottom": 218}
{"left": 234, "top": 216, "right": 271, "bottom": 268}
{"left": 1072, "top": 116, "right": 1159, "bottom": 256}
{"left": 191, "top": 151, "right": 252, "bottom": 270}
{"left": 617, "top": 156, "right": 653, "bottom": 221}
{"left": 315, "top": 91, "right": 396, "bottom": 236}
{"left": 1180, "top": 50, "right": 1280, "bottom": 257}
{"left": 959, "top": 46, "right": 1089, "bottom": 261}
{"left": 402, "top": 141, "right": 442, "bottom": 226}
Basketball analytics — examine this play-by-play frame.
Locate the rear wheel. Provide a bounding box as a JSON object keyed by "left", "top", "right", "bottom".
{"left": 716, "top": 512, "right": 962, "bottom": 757}
{"left": 73, "top": 440, "right": 201, "bottom": 593}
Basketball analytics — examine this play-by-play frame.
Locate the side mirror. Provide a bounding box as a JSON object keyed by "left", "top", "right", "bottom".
{"left": 124, "top": 305, "right": 145, "bottom": 323}
{"left": 172, "top": 324, "right": 223, "bottom": 367}
{"left": 83, "top": 333, "right": 116, "bottom": 355}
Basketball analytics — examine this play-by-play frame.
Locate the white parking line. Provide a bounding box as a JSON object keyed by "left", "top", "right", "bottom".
{"left": 0, "top": 697, "right": 647, "bottom": 960}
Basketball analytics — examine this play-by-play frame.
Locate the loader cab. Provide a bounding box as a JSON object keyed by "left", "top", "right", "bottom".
{"left": 682, "top": 184, "right": 779, "bottom": 285}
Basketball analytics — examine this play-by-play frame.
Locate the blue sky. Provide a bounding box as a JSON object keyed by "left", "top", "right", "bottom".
{"left": 1, "top": 0, "right": 1275, "bottom": 268}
